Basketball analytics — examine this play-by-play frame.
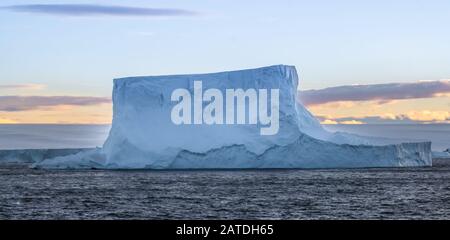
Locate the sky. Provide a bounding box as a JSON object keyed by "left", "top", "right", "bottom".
{"left": 0, "top": 0, "right": 449, "bottom": 124}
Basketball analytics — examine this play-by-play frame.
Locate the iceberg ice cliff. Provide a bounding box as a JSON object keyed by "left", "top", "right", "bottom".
{"left": 35, "top": 65, "right": 432, "bottom": 169}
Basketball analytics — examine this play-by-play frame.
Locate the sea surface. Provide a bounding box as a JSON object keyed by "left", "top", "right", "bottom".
{"left": 0, "top": 124, "right": 449, "bottom": 219}
{"left": 1, "top": 161, "right": 450, "bottom": 219}
{"left": 0, "top": 124, "right": 110, "bottom": 150}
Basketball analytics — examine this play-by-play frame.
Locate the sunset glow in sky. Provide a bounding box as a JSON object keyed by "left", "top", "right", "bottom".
{"left": 1, "top": 0, "right": 450, "bottom": 124}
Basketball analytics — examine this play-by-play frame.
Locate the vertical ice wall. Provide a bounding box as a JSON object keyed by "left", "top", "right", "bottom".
{"left": 98, "top": 65, "right": 431, "bottom": 168}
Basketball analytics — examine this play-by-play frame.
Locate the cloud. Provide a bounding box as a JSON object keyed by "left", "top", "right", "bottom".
{"left": 318, "top": 111, "right": 450, "bottom": 124}
{"left": 0, "top": 117, "right": 17, "bottom": 124}
{"left": 321, "top": 119, "right": 339, "bottom": 124}
{"left": 339, "top": 120, "right": 364, "bottom": 125}
{"left": 1, "top": 4, "right": 197, "bottom": 17}
{"left": 0, "top": 84, "right": 46, "bottom": 90}
{"left": 319, "top": 116, "right": 369, "bottom": 124}
{"left": 402, "top": 110, "right": 450, "bottom": 122}
{"left": 300, "top": 80, "right": 450, "bottom": 106}
{"left": 0, "top": 96, "right": 111, "bottom": 112}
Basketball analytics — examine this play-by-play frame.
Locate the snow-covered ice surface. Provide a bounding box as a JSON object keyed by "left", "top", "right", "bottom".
{"left": 35, "top": 65, "right": 432, "bottom": 169}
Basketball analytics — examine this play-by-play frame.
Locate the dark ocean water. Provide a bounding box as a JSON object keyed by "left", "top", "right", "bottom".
{"left": 1, "top": 124, "right": 449, "bottom": 219}
{"left": 1, "top": 161, "right": 450, "bottom": 219}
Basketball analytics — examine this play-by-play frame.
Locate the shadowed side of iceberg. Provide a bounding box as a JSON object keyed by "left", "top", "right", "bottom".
{"left": 33, "top": 136, "right": 432, "bottom": 169}
{"left": 169, "top": 135, "right": 432, "bottom": 169}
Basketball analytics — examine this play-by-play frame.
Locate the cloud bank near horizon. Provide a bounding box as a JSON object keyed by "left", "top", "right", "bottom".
{"left": 317, "top": 111, "right": 450, "bottom": 125}
{"left": 1, "top": 79, "right": 449, "bottom": 124}
{"left": 1, "top": 4, "right": 198, "bottom": 17}
{"left": 0, "top": 96, "right": 111, "bottom": 112}
{"left": 300, "top": 80, "right": 450, "bottom": 106}
{"left": 0, "top": 84, "right": 46, "bottom": 90}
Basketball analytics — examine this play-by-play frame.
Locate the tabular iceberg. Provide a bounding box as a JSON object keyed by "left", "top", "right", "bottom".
{"left": 35, "top": 65, "right": 432, "bottom": 169}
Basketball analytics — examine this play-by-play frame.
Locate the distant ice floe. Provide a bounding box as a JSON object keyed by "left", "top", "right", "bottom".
{"left": 433, "top": 148, "right": 450, "bottom": 159}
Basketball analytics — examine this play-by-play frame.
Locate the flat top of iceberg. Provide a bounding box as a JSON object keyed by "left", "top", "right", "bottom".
{"left": 114, "top": 64, "right": 295, "bottom": 82}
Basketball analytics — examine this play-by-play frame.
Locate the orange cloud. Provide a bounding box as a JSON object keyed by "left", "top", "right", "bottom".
{"left": 321, "top": 119, "right": 339, "bottom": 124}
{"left": 0, "top": 117, "right": 18, "bottom": 124}
{"left": 403, "top": 111, "right": 450, "bottom": 122}
{"left": 340, "top": 120, "right": 364, "bottom": 125}
{"left": 0, "top": 103, "right": 112, "bottom": 124}
{"left": 321, "top": 119, "right": 365, "bottom": 125}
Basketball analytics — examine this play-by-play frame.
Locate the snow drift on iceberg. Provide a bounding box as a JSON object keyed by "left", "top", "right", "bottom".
{"left": 35, "top": 65, "right": 432, "bottom": 169}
